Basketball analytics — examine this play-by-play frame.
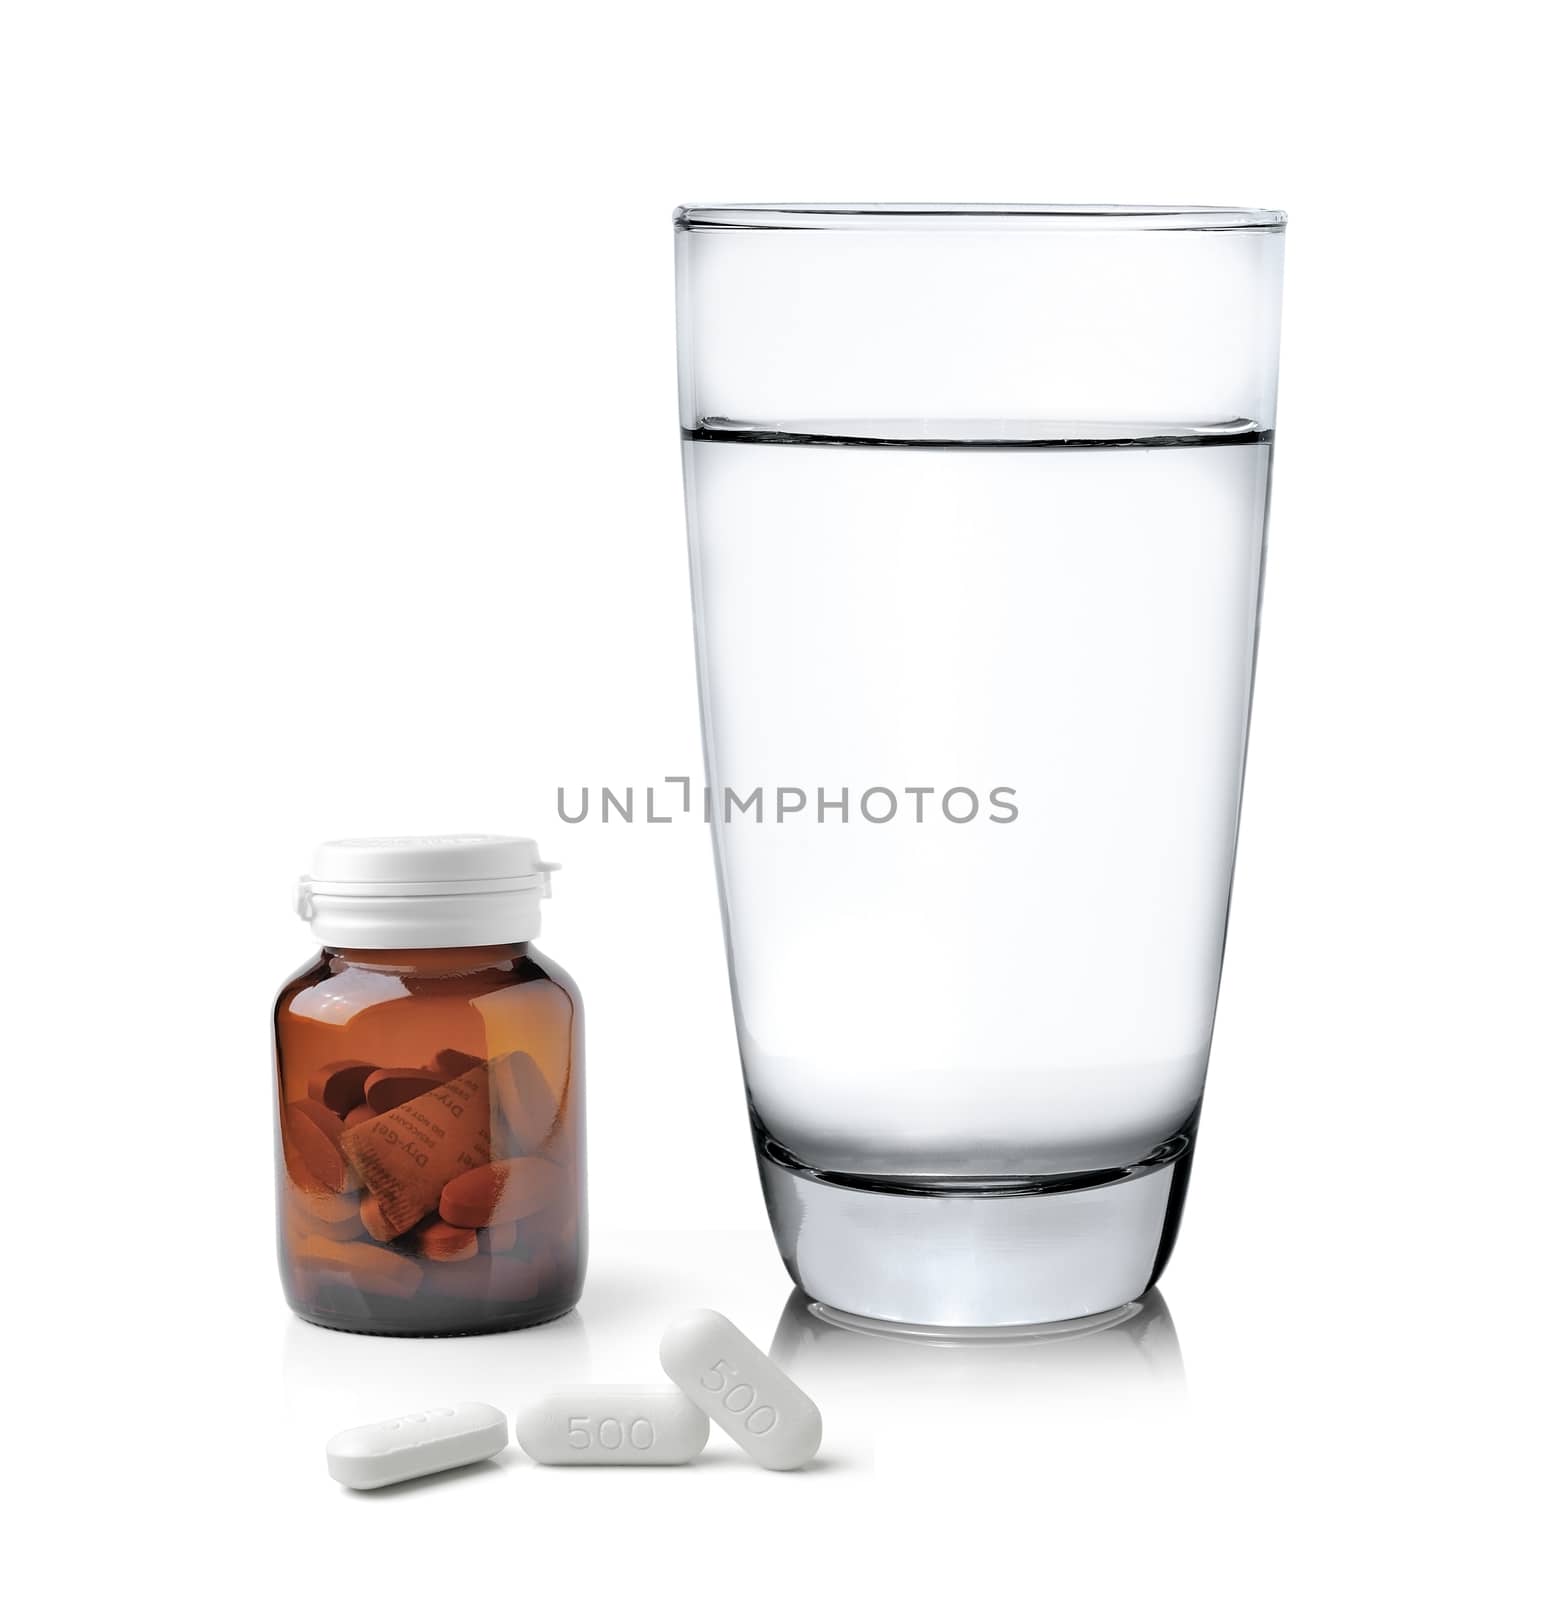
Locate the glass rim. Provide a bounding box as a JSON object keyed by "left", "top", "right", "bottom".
{"left": 675, "top": 202, "right": 1286, "bottom": 233}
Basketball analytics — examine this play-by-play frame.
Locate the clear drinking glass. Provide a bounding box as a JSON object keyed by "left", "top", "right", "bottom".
{"left": 675, "top": 204, "right": 1285, "bottom": 1326}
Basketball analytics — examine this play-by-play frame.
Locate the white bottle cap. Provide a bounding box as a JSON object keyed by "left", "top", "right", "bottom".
{"left": 296, "top": 834, "right": 558, "bottom": 949}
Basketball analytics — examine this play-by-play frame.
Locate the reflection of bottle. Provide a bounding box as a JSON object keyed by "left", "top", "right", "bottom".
{"left": 281, "top": 1306, "right": 592, "bottom": 1428}
{"left": 769, "top": 1288, "right": 1185, "bottom": 1402}
{"left": 274, "top": 835, "right": 585, "bottom": 1336}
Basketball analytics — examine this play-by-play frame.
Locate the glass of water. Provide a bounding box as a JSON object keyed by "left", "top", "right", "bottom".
{"left": 675, "top": 204, "right": 1285, "bottom": 1326}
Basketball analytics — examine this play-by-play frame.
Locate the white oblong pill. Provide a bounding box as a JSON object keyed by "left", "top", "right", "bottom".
{"left": 659, "top": 1308, "right": 822, "bottom": 1470}
{"left": 516, "top": 1385, "right": 709, "bottom": 1465}
{"left": 326, "top": 1401, "right": 509, "bottom": 1490}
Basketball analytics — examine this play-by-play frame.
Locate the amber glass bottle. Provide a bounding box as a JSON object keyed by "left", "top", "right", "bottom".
{"left": 275, "top": 836, "right": 584, "bottom": 1335}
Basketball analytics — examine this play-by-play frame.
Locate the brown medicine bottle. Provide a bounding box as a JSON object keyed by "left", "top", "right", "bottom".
{"left": 274, "top": 835, "right": 585, "bottom": 1335}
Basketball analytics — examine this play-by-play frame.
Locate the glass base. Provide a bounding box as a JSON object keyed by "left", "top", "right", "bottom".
{"left": 756, "top": 1139, "right": 1193, "bottom": 1328}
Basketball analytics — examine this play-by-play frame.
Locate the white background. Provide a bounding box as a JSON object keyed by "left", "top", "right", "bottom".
{"left": 3, "top": 2, "right": 1562, "bottom": 1594}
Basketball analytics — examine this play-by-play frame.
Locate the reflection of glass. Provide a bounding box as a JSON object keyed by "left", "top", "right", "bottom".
{"left": 677, "top": 203, "right": 1285, "bottom": 1326}
{"left": 769, "top": 1287, "right": 1184, "bottom": 1399}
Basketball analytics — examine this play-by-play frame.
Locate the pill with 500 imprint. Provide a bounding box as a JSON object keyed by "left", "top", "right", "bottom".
{"left": 516, "top": 1386, "right": 708, "bottom": 1466}
{"left": 660, "top": 1309, "right": 822, "bottom": 1470}
{"left": 327, "top": 1402, "right": 509, "bottom": 1490}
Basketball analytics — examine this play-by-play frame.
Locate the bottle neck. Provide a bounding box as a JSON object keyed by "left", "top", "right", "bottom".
{"left": 323, "top": 942, "right": 528, "bottom": 977}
